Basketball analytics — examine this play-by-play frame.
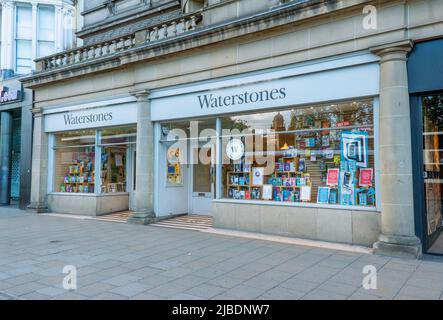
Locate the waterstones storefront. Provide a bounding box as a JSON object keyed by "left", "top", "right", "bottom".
{"left": 151, "top": 52, "right": 382, "bottom": 246}
{"left": 43, "top": 97, "right": 138, "bottom": 216}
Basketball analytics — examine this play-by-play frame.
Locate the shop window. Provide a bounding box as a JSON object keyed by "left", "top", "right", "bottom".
{"left": 221, "top": 100, "right": 376, "bottom": 207}
{"left": 53, "top": 130, "right": 96, "bottom": 193}
{"left": 53, "top": 126, "right": 137, "bottom": 194}
{"left": 100, "top": 147, "right": 127, "bottom": 193}
{"left": 422, "top": 95, "right": 443, "bottom": 236}
{"left": 99, "top": 126, "right": 136, "bottom": 194}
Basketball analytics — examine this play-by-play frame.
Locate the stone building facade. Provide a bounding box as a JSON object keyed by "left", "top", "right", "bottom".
{"left": 21, "top": 0, "right": 443, "bottom": 258}
{"left": 0, "top": 0, "right": 76, "bottom": 209}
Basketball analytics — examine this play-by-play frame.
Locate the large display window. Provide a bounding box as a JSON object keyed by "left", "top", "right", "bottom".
{"left": 54, "top": 130, "right": 96, "bottom": 193}
{"left": 158, "top": 99, "right": 377, "bottom": 209}
{"left": 52, "top": 126, "right": 136, "bottom": 194}
{"left": 220, "top": 100, "right": 376, "bottom": 207}
{"left": 422, "top": 94, "right": 443, "bottom": 238}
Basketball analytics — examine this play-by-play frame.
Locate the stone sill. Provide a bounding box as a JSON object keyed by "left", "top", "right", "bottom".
{"left": 48, "top": 192, "right": 129, "bottom": 197}
{"left": 213, "top": 198, "right": 380, "bottom": 212}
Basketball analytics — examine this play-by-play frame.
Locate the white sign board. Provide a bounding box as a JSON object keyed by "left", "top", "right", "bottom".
{"left": 150, "top": 62, "right": 379, "bottom": 121}
{"left": 44, "top": 103, "right": 137, "bottom": 132}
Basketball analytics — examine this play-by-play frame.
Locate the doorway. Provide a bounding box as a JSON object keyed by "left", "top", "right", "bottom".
{"left": 190, "top": 143, "right": 216, "bottom": 215}
{"left": 422, "top": 94, "right": 443, "bottom": 253}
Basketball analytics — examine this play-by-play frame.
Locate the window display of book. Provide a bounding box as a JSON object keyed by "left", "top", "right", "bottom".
{"left": 60, "top": 162, "right": 95, "bottom": 193}
{"left": 101, "top": 149, "right": 127, "bottom": 193}
{"left": 226, "top": 156, "right": 313, "bottom": 202}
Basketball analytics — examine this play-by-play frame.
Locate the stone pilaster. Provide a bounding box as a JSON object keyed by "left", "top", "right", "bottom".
{"left": 28, "top": 107, "right": 48, "bottom": 213}
{"left": 128, "top": 90, "right": 156, "bottom": 225}
{"left": 371, "top": 40, "right": 422, "bottom": 258}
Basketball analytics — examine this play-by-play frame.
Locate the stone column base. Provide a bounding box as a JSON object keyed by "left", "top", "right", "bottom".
{"left": 373, "top": 235, "right": 422, "bottom": 259}
{"left": 128, "top": 211, "right": 157, "bottom": 225}
{"left": 26, "top": 203, "right": 48, "bottom": 213}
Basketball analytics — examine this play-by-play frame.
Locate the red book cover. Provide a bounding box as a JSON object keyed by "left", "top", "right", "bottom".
{"left": 327, "top": 168, "right": 340, "bottom": 186}
{"left": 359, "top": 168, "right": 373, "bottom": 187}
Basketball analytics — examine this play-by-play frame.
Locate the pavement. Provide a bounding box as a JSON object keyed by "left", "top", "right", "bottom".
{"left": 0, "top": 206, "right": 443, "bottom": 300}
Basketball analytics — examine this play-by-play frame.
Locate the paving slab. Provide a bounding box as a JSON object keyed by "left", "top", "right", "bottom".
{"left": 0, "top": 207, "right": 442, "bottom": 300}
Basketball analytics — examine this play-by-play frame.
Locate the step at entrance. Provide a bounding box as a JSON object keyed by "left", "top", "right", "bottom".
{"left": 92, "top": 211, "right": 134, "bottom": 223}
{"left": 152, "top": 215, "right": 213, "bottom": 231}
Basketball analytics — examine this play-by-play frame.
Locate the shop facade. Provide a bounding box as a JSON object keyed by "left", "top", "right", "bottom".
{"left": 38, "top": 97, "right": 139, "bottom": 216}
{"left": 152, "top": 52, "right": 382, "bottom": 246}
{"left": 409, "top": 37, "right": 443, "bottom": 254}
{"left": 23, "top": 0, "right": 443, "bottom": 258}
{"left": 0, "top": 77, "right": 32, "bottom": 209}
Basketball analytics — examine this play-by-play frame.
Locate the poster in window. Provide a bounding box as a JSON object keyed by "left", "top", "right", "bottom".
{"left": 167, "top": 147, "right": 182, "bottom": 186}
{"left": 326, "top": 168, "right": 340, "bottom": 186}
{"left": 340, "top": 131, "right": 369, "bottom": 168}
{"left": 359, "top": 168, "right": 373, "bottom": 187}
{"left": 115, "top": 154, "right": 123, "bottom": 167}
{"left": 339, "top": 168, "right": 356, "bottom": 206}
{"left": 262, "top": 185, "right": 273, "bottom": 200}
{"left": 300, "top": 186, "right": 311, "bottom": 202}
{"left": 252, "top": 167, "right": 264, "bottom": 186}
{"left": 317, "top": 187, "right": 330, "bottom": 204}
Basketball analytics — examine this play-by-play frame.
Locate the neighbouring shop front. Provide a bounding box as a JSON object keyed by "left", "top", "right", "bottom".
{"left": 0, "top": 78, "right": 32, "bottom": 209}
{"left": 151, "top": 52, "right": 382, "bottom": 246}
{"left": 409, "top": 38, "right": 443, "bottom": 254}
{"left": 43, "top": 97, "right": 138, "bottom": 216}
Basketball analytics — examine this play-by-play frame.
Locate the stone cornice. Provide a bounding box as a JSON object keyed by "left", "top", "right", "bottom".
{"left": 21, "top": 0, "right": 373, "bottom": 88}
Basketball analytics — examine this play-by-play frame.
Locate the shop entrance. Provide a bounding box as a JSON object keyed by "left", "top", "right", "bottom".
{"left": 190, "top": 143, "right": 216, "bottom": 215}
{"left": 422, "top": 94, "right": 443, "bottom": 254}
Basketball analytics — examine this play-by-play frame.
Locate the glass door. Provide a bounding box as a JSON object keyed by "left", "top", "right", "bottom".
{"left": 190, "top": 143, "right": 216, "bottom": 215}
{"left": 422, "top": 94, "right": 443, "bottom": 250}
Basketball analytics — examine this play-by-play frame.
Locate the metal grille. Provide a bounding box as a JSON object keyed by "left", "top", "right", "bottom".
{"left": 10, "top": 119, "right": 21, "bottom": 199}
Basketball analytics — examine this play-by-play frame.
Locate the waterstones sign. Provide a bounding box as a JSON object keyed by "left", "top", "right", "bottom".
{"left": 44, "top": 103, "right": 137, "bottom": 133}
{"left": 150, "top": 61, "right": 379, "bottom": 121}
{"left": 197, "top": 88, "right": 287, "bottom": 109}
